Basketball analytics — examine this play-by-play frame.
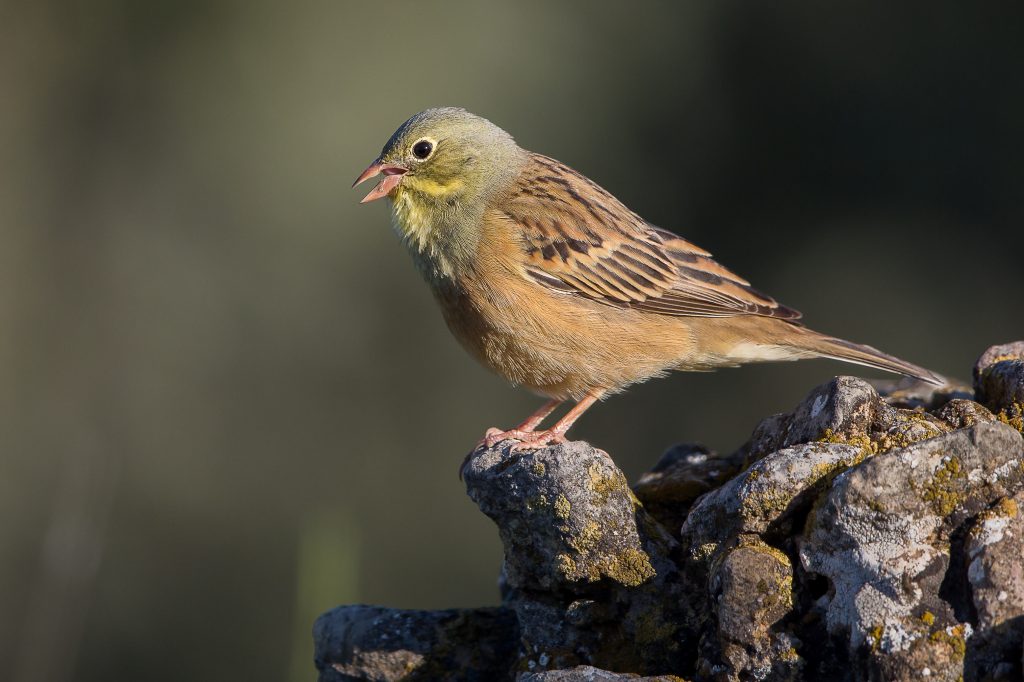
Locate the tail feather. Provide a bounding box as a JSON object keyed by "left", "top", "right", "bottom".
{"left": 795, "top": 331, "right": 944, "bottom": 386}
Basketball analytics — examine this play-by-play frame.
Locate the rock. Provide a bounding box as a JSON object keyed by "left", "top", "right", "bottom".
{"left": 680, "top": 441, "right": 865, "bottom": 562}
{"left": 747, "top": 376, "right": 884, "bottom": 460}
{"left": 313, "top": 342, "right": 1024, "bottom": 681}
{"left": 313, "top": 605, "right": 518, "bottom": 681}
{"left": 518, "top": 665, "right": 686, "bottom": 681}
{"left": 463, "top": 441, "right": 659, "bottom": 591}
{"left": 746, "top": 376, "right": 952, "bottom": 463}
{"left": 463, "top": 440, "right": 694, "bottom": 676}
{"left": 700, "top": 537, "right": 801, "bottom": 681}
{"left": 801, "top": 422, "right": 1024, "bottom": 681}
{"left": 964, "top": 491, "right": 1024, "bottom": 679}
{"left": 869, "top": 376, "right": 973, "bottom": 411}
{"left": 974, "top": 341, "right": 1024, "bottom": 431}
{"left": 933, "top": 398, "right": 997, "bottom": 430}
{"left": 633, "top": 444, "right": 742, "bottom": 534}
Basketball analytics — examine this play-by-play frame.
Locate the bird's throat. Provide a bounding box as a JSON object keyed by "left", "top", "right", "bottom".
{"left": 391, "top": 188, "right": 477, "bottom": 285}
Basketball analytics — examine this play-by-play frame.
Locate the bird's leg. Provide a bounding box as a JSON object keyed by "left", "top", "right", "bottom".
{"left": 509, "top": 390, "right": 603, "bottom": 451}
{"left": 460, "top": 399, "right": 564, "bottom": 480}
{"left": 482, "top": 399, "right": 562, "bottom": 448}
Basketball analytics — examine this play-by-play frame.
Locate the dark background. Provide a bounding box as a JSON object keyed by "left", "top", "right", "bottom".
{"left": 2, "top": 2, "right": 1022, "bottom": 680}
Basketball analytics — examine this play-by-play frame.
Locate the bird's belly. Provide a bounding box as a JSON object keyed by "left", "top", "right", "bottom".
{"left": 435, "top": 281, "right": 697, "bottom": 401}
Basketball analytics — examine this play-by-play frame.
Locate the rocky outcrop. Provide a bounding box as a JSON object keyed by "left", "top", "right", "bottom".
{"left": 314, "top": 342, "right": 1024, "bottom": 681}
{"left": 313, "top": 606, "right": 518, "bottom": 681}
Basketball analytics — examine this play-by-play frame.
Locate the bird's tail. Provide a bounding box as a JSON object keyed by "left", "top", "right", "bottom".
{"left": 786, "top": 327, "right": 945, "bottom": 386}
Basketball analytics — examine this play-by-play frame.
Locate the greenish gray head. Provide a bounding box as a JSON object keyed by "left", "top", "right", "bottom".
{"left": 353, "top": 108, "right": 524, "bottom": 205}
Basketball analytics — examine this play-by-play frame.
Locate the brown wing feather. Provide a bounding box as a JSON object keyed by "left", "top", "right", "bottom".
{"left": 495, "top": 154, "right": 802, "bottom": 321}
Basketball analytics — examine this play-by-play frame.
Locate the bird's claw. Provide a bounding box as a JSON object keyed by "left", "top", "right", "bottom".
{"left": 460, "top": 427, "right": 568, "bottom": 480}
{"left": 483, "top": 427, "right": 535, "bottom": 448}
{"left": 508, "top": 429, "right": 567, "bottom": 452}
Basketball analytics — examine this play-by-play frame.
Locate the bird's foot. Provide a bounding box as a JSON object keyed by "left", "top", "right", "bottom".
{"left": 482, "top": 427, "right": 536, "bottom": 448}
{"left": 508, "top": 428, "right": 567, "bottom": 452}
{"left": 459, "top": 427, "right": 568, "bottom": 480}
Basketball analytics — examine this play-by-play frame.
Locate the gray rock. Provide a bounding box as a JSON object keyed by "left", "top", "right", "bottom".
{"left": 633, "top": 443, "right": 742, "bottom": 534}
{"left": 518, "top": 665, "right": 685, "bottom": 681}
{"left": 701, "top": 537, "right": 801, "bottom": 681}
{"left": 313, "top": 344, "right": 1024, "bottom": 681}
{"left": 801, "top": 422, "right": 1024, "bottom": 681}
{"left": 964, "top": 490, "right": 1024, "bottom": 679}
{"left": 747, "top": 376, "right": 952, "bottom": 463}
{"left": 313, "top": 605, "right": 518, "bottom": 681}
{"left": 463, "top": 440, "right": 694, "bottom": 676}
{"left": 869, "top": 376, "right": 973, "bottom": 412}
{"left": 974, "top": 341, "right": 1024, "bottom": 429}
{"left": 748, "top": 376, "right": 884, "bottom": 460}
{"left": 680, "top": 441, "right": 865, "bottom": 562}
{"left": 463, "top": 441, "right": 659, "bottom": 591}
{"left": 934, "top": 398, "right": 997, "bottom": 430}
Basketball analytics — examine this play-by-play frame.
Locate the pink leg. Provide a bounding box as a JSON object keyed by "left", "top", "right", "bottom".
{"left": 460, "top": 399, "right": 563, "bottom": 480}
{"left": 482, "top": 399, "right": 562, "bottom": 447}
{"left": 508, "top": 390, "right": 603, "bottom": 451}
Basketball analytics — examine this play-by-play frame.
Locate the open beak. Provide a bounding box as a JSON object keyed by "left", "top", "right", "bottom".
{"left": 352, "top": 160, "right": 408, "bottom": 203}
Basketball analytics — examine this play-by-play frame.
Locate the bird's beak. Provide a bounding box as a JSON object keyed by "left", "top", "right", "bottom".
{"left": 352, "top": 160, "right": 408, "bottom": 203}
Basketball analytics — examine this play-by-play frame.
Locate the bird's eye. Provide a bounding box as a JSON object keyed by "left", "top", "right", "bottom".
{"left": 412, "top": 140, "right": 433, "bottom": 159}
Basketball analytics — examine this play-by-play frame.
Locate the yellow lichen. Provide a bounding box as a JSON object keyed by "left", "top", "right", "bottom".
{"left": 996, "top": 497, "right": 1019, "bottom": 518}
{"left": 737, "top": 535, "right": 791, "bottom": 566}
{"left": 920, "top": 610, "right": 935, "bottom": 626}
{"left": 587, "top": 462, "right": 625, "bottom": 504}
{"left": 922, "top": 456, "right": 966, "bottom": 516}
{"left": 929, "top": 624, "right": 967, "bottom": 660}
{"left": 525, "top": 494, "right": 549, "bottom": 512}
{"left": 694, "top": 542, "right": 719, "bottom": 561}
{"left": 996, "top": 402, "right": 1024, "bottom": 433}
{"left": 571, "top": 521, "right": 602, "bottom": 553}
{"left": 868, "top": 624, "right": 884, "bottom": 653}
{"left": 553, "top": 494, "right": 571, "bottom": 521}
{"left": 604, "top": 547, "right": 656, "bottom": 587}
{"left": 531, "top": 461, "right": 546, "bottom": 476}
{"left": 819, "top": 428, "right": 878, "bottom": 456}
{"left": 556, "top": 553, "right": 577, "bottom": 577}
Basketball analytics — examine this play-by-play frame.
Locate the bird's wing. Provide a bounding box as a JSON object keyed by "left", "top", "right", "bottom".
{"left": 493, "top": 153, "right": 802, "bottom": 320}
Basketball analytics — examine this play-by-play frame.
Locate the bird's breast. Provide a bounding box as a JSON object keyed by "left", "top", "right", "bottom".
{"left": 391, "top": 191, "right": 435, "bottom": 251}
{"left": 427, "top": 254, "right": 701, "bottom": 400}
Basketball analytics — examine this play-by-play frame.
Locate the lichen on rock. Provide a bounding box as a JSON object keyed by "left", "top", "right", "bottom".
{"left": 314, "top": 341, "right": 1024, "bottom": 681}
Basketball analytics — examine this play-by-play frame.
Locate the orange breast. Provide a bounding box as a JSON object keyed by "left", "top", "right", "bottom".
{"left": 429, "top": 231, "right": 702, "bottom": 401}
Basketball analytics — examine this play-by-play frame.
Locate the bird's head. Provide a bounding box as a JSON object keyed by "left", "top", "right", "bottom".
{"left": 353, "top": 107, "right": 525, "bottom": 213}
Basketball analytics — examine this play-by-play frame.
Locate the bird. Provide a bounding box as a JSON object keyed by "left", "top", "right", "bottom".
{"left": 353, "top": 107, "right": 942, "bottom": 456}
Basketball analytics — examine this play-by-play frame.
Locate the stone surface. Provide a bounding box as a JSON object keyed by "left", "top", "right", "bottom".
{"left": 974, "top": 341, "right": 1024, "bottom": 432}
{"left": 463, "top": 441, "right": 658, "bottom": 591}
{"left": 702, "top": 537, "right": 800, "bottom": 681}
{"left": 801, "top": 422, "right": 1024, "bottom": 681}
{"left": 633, "top": 444, "right": 742, "bottom": 535}
{"left": 680, "top": 441, "right": 865, "bottom": 560}
{"left": 463, "top": 440, "right": 693, "bottom": 676}
{"left": 314, "top": 341, "right": 1024, "bottom": 682}
{"left": 313, "top": 605, "right": 518, "bottom": 681}
{"left": 519, "top": 666, "right": 686, "bottom": 681}
{"left": 964, "top": 491, "right": 1024, "bottom": 679}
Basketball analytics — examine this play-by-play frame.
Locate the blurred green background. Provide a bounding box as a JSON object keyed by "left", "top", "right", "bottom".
{"left": 2, "top": 1, "right": 1022, "bottom": 680}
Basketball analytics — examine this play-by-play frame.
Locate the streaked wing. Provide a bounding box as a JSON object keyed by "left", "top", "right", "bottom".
{"left": 494, "top": 153, "right": 802, "bottom": 321}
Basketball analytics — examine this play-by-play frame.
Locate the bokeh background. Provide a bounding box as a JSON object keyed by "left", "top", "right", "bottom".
{"left": 2, "top": 1, "right": 1022, "bottom": 680}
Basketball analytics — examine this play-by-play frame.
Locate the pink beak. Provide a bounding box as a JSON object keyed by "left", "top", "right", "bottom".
{"left": 352, "top": 160, "right": 408, "bottom": 203}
